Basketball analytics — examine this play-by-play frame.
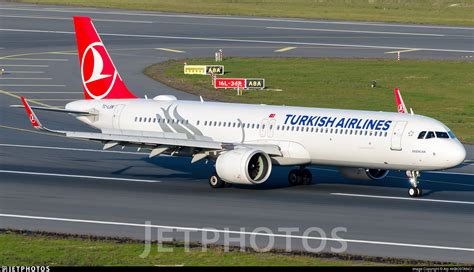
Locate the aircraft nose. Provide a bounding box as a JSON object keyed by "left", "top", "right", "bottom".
{"left": 447, "top": 142, "right": 466, "bottom": 167}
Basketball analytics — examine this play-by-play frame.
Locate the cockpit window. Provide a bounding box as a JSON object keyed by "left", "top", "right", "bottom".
{"left": 417, "top": 131, "right": 426, "bottom": 139}
{"left": 435, "top": 132, "right": 449, "bottom": 139}
{"left": 425, "top": 131, "right": 435, "bottom": 139}
{"left": 447, "top": 131, "right": 456, "bottom": 139}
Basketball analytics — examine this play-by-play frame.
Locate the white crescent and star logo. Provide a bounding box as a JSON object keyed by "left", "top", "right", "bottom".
{"left": 397, "top": 104, "right": 405, "bottom": 112}
{"left": 29, "top": 113, "right": 37, "bottom": 125}
{"left": 81, "top": 42, "right": 118, "bottom": 100}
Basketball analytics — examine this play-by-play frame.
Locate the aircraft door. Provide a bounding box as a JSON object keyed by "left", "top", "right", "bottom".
{"left": 260, "top": 119, "right": 268, "bottom": 137}
{"left": 267, "top": 119, "right": 276, "bottom": 138}
{"left": 112, "top": 104, "right": 126, "bottom": 129}
{"left": 391, "top": 121, "right": 407, "bottom": 151}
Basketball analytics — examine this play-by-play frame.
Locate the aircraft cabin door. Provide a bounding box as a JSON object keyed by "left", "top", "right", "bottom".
{"left": 112, "top": 104, "right": 126, "bottom": 130}
{"left": 267, "top": 119, "right": 276, "bottom": 138}
{"left": 390, "top": 121, "right": 407, "bottom": 151}
{"left": 260, "top": 119, "right": 268, "bottom": 137}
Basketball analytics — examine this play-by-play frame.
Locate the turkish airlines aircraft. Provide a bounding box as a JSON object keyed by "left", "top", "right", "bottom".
{"left": 13, "top": 16, "right": 466, "bottom": 198}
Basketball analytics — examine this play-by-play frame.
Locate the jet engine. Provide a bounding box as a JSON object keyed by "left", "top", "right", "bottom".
{"left": 216, "top": 148, "right": 272, "bottom": 185}
{"left": 339, "top": 167, "right": 389, "bottom": 181}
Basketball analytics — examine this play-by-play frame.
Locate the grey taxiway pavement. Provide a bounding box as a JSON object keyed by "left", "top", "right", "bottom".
{"left": 0, "top": 3, "right": 473, "bottom": 263}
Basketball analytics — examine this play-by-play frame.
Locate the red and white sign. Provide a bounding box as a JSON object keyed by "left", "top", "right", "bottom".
{"left": 214, "top": 78, "right": 246, "bottom": 89}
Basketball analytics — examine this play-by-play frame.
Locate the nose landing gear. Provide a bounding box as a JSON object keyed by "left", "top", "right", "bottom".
{"left": 407, "top": 170, "right": 422, "bottom": 197}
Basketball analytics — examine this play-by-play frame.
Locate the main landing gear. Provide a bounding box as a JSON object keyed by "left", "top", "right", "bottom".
{"left": 209, "top": 172, "right": 231, "bottom": 188}
{"left": 288, "top": 166, "right": 312, "bottom": 186}
{"left": 407, "top": 170, "right": 422, "bottom": 197}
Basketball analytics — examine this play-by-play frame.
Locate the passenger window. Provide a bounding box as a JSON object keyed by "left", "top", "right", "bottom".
{"left": 134, "top": 117, "right": 138, "bottom": 122}
{"left": 197, "top": 120, "right": 200, "bottom": 125}
{"left": 426, "top": 131, "right": 435, "bottom": 139}
{"left": 435, "top": 132, "right": 449, "bottom": 139}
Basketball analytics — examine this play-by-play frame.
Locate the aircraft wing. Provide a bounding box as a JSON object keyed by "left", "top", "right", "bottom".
{"left": 16, "top": 96, "right": 282, "bottom": 158}
{"left": 10, "top": 104, "right": 96, "bottom": 115}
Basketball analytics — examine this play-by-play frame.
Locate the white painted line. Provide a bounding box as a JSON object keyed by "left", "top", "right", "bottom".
{"left": 0, "top": 84, "right": 65, "bottom": 87}
{"left": 0, "top": 170, "right": 161, "bottom": 183}
{"left": 0, "top": 213, "right": 472, "bottom": 252}
{"left": 425, "top": 171, "right": 474, "bottom": 176}
{"left": 0, "top": 58, "right": 68, "bottom": 61}
{"left": 274, "top": 47, "right": 297, "bottom": 52}
{"left": 155, "top": 48, "right": 185, "bottom": 53}
{"left": 385, "top": 49, "right": 421, "bottom": 54}
{"left": 0, "top": 28, "right": 472, "bottom": 53}
{"left": 0, "top": 14, "right": 152, "bottom": 24}
{"left": 11, "top": 91, "right": 80, "bottom": 94}
{"left": 267, "top": 26, "right": 444, "bottom": 37}
{"left": 33, "top": 99, "right": 75, "bottom": 101}
{"left": 0, "top": 143, "right": 146, "bottom": 156}
{"left": 0, "top": 77, "right": 52, "bottom": 80}
{"left": 331, "top": 193, "right": 474, "bottom": 205}
{"left": 3, "top": 71, "right": 45, "bottom": 74}
{"left": 0, "top": 7, "right": 471, "bottom": 30}
{"left": 0, "top": 64, "right": 49, "bottom": 67}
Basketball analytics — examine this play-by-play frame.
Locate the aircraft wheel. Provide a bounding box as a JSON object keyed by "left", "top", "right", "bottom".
{"left": 288, "top": 169, "right": 301, "bottom": 186}
{"left": 209, "top": 173, "right": 225, "bottom": 188}
{"left": 408, "top": 187, "right": 420, "bottom": 197}
{"left": 301, "top": 169, "right": 312, "bottom": 185}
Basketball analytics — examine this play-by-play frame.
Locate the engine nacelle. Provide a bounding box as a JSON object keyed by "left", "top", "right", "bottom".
{"left": 339, "top": 167, "right": 389, "bottom": 181}
{"left": 216, "top": 148, "right": 272, "bottom": 185}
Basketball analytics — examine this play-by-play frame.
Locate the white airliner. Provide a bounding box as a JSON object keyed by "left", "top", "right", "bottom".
{"left": 13, "top": 16, "right": 466, "bottom": 198}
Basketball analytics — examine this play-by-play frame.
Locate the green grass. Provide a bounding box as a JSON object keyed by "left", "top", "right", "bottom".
{"left": 144, "top": 57, "right": 474, "bottom": 143}
{"left": 0, "top": 231, "right": 392, "bottom": 266}
{"left": 17, "top": 0, "right": 474, "bottom": 26}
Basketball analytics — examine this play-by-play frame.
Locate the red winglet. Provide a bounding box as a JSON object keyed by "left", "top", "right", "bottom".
{"left": 394, "top": 88, "right": 407, "bottom": 114}
{"left": 73, "top": 16, "right": 137, "bottom": 100}
{"left": 20, "top": 96, "right": 42, "bottom": 129}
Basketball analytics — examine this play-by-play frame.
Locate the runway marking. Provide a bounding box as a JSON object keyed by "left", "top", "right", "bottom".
{"left": 0, "top": 126, "right": 71, "bottom": 139}
{"left": 0, "top": 213, "right": 472, "bottom": 252}
{"left": 0, "top": 84, "right": 65, "bottom": 87}
{"left": 0, "top": 77, "right": 52, "bottom": 80}
{"left": 0, "top": 89, "right": 55, "bottom": 108}
{"left": 331, "top": 193, "right": 474, "bottom": 205}
{"left": 155, "top": 48, "right": 186, "bottom": 53}
{"left": 0, "top": 7, "right": 472, "bottom": 30}
{"left": 0, "top": 28, "right": 473, "bottom": 54}
{"left": 0, "top": 170, "right": 161, "bottom": 183}
{"left": 0, "top": 58, "right": 68, "bottom": 61}
{"left": 385, "top": 49, "right": 421, "bottom": 54}
{"left": 0, "top": 143, "right": 146, "bottom": 155}
{"left": 274, "top": 47, "right": 297, "bottom": 52}
{"left": 48, "top": 52, "right": 77, "bottom": 55}
{"left": 3, "top": 71, "right": 45, "bottom": 74}
{"left": 266, "top": 27, "right": 445, "bottom": 37}
{"left": 425, "top": 171, "right": 474, "bottom": 176}
{"left": 33, "top": 99, "right": 75, "bottom": 101}
{"left": 0, "top": 14, "right": 153, "bottom": 24}
{"left": 0, "top": 64, "right": 49, "bottom": 67}
{"left": 11, "top": 91, "right": 80, "bottom": 94}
